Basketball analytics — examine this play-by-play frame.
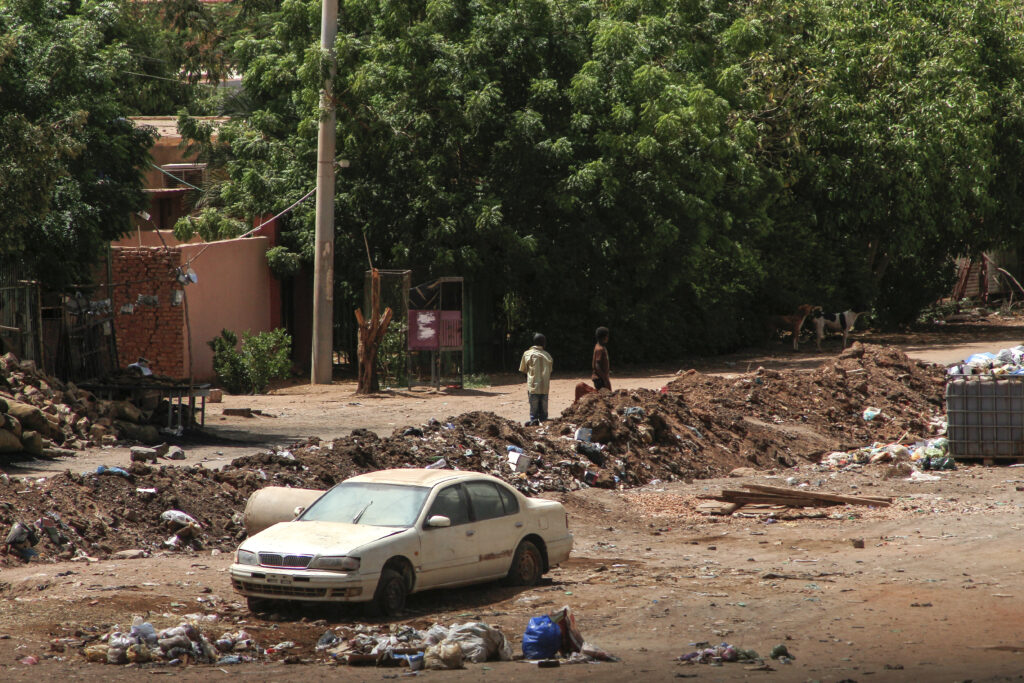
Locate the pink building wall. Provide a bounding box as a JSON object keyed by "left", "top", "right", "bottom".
{"left": 109, "top": 232, "right": 280, "bottom": 382}
{"left": 179, "top": 237, "right": 277, "bottom": 381}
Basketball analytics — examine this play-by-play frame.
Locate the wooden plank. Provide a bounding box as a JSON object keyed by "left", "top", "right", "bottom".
{"left": 696, "top": 501, "right": 739, "bottom": 516}
{"left": 741, "top": 483, "right": 891, "bottom": 503}
{"left": 741, "top": 484, "right": 890, "bottom": 507}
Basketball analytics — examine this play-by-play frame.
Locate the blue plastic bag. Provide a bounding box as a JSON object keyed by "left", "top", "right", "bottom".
{"left": 522, "top": 615, "right": 560, "bottom": 660}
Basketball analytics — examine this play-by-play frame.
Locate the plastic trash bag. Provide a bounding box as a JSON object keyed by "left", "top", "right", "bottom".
{"left": 444, "top": 622, "right": 512, "bottom": 663}
{"left": 522, "top": 616, "right": 561, "bottom": 660}
{"left": 129, "top": 619, "right": 158, "bottom": 645}
{"left": 423, "top": 624, "right": 449, "bottom": 646}
{"left": 424, "top": 641, "right": 464, "bottom": 669}
{"left": 160, "top": 510, "right": 199, "bottom": 528}
{"left": 96, "top": 465, "right": 132, "bottom": 479}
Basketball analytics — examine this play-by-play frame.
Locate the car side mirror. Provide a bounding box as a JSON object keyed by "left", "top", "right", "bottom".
{"left": 426, "top": 515, "right": 451, "bottom": 528}
{"left": 293, "top": 506, "right": 306, "bottom": 518}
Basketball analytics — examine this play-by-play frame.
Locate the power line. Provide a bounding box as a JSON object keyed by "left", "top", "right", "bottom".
{"left": 183, "top": 185, "right": 317, "bottom": 267}
{"left": 119, "top": 70, "right": 220, "bottom": 88}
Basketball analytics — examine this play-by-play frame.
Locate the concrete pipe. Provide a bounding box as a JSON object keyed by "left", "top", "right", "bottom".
{"left": 243, "top": 486, "right": 324, "bottom": 536}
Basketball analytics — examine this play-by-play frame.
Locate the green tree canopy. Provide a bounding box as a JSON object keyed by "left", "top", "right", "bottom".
{"left": 179, "top": 0, "right": 1024, "bottom": 363}
{"left": 0, "top": 0, "right": 157, "bottom": 287}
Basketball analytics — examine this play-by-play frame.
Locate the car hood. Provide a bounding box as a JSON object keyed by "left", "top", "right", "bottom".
{"left": 242, "top": 521, "right": 405, "bottom": 556}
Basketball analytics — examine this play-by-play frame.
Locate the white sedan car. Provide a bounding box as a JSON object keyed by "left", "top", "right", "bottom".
{"left": 230, "top": 469, "right": 573, "bottom": 615}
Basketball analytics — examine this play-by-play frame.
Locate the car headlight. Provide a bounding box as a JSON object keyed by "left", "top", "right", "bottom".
{"left": 308, "top": 556, "right": 360, "bottom": 572}
{"left": 236, "top": 549, "right": 259, "bottom": 566}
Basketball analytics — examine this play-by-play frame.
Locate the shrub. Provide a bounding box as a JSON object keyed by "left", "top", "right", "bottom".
{"left": 207, "top": 330, "right": 248, "bottom": 394}
{"left": 208, "top": 328, "right": 292, "bottom": 393}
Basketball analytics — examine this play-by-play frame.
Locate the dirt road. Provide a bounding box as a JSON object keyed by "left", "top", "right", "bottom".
{"left": 2, "top": 465, "right": 1024, "bottom": 681}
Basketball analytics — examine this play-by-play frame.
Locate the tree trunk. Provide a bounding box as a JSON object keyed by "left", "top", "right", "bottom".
{"left": 355, "top": 268, "right": 393, "bottom": 394}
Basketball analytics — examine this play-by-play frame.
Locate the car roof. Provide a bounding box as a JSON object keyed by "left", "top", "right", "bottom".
{"left": 345, "top": 468, "right": 499, "bottom": 487}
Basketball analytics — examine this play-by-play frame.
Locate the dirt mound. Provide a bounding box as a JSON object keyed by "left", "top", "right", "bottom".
{"left": 239, "top": 346, "right": 945, "bottom": 496}
{"left": 0, "top": 344, "right": 946, "bottom": 563}
{"left": 666, "top": 342, "right": 946, "bottom": 457}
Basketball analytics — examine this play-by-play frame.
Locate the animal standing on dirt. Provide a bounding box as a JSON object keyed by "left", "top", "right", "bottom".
{"left": 766, "top": 304, "right": 819, "bottom": 350}
{"left": 519, "top": 333, "right": 553, "bottom": 425}
{"left": 592, "top": 326, "right": 611, "bottom": 391}
{"left": 813, "top": 309, "right": 867, "bottom": 350}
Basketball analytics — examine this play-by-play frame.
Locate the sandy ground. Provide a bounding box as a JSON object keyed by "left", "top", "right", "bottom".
{"left": 1, "top": 319, "right": 1023, "bottom": 679}
{"left": 2, "top": 465, "right": 1024, "bottom": 681}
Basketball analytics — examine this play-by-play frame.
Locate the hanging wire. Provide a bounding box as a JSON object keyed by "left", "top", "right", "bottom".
{"left": 149, "top": 162, "right": 203, "bottom": 191}
{"left": 182, "top": 185, "right": 317, "bottom": 266}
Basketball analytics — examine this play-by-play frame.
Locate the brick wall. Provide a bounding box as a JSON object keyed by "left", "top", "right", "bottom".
{"left": 110, "top": 247, "right": 186, "bottom": 378}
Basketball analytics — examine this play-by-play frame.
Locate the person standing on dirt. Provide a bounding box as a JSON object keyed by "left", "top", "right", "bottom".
{"left": 519, "top": 333, "right": 553, "bottom": 425}
{"left": 592, "top": 326, "right": 611, "bottom": 391}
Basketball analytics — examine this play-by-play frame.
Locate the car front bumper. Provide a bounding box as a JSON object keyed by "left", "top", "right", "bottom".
{"left": 230, "top": 564, "right": 380, "bottom": 602}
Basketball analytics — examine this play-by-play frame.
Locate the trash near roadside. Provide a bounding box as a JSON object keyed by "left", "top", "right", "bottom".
{"left": 81, "top": 617, "right": 259, "bottom": 665}
{"left": 521, "top": 606, "right": 618, "bottom": 665}
{"left": 948, "top": 346, "right": 1024, "bottom": 376}
{"left": 317, "top": 621, "right": 511, "bottom": 669}
{"left": 677, "top": 641, "right": 794, "bottom": 666}
{"left": 820, "top": 436, "right": 954, "bottom": 475}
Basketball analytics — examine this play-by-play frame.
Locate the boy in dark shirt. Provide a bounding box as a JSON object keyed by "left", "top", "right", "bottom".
{"left": 591, "top": 326, "right": 611, "bottom": 391}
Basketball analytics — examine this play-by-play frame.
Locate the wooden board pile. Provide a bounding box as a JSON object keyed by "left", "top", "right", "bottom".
{"left": 0, "top": 352, "right": 156, "bottom": 456}
{"left": 697, "top": 483, "right": 891, "bottom": 516}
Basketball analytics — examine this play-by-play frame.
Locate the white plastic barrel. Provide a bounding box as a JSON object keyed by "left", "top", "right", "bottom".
{"left": 243, "top": 486, "right": 324, "bottom": 535}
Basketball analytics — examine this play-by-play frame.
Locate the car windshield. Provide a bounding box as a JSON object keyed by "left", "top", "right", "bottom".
{"left": 298, "top": 482, "right": 430, "bottom": 528}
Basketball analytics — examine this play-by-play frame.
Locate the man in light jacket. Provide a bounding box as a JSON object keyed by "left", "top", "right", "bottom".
{"left": 519, "top": 333, "right": 553, "bottom": 426}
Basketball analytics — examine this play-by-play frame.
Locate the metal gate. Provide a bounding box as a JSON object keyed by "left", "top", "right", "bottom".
{"left": 41, "top": 287, "right": 119, "bottom": 382}
{"left": 0, "top": 279, "right": 43, "bottom": 366}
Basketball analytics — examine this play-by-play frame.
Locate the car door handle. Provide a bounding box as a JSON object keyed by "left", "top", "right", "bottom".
{"left": 515, "top": 522, "right": 524, "bottom": 528}
{"left": 466, "top": 530, "right": 475, "bottom": 536}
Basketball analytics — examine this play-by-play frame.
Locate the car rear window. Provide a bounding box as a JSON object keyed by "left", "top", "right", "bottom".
{"left": 497, "top": 485, "right": 519, "bottom": 515}
{"left": 466, "top": 482, "right": 506, "bottom": 521}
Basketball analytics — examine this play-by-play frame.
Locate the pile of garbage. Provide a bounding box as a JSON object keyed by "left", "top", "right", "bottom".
{"left": 73, "top": 608, "right": 616, "bottom": 671}
{"left": 677, "top": 642, "right": 794, "bottom": 666}
{"left": 820, "top": 436, "right": 955, "bottom": 472}
{"left": 0, "top": 352, "right": 158, "bottom": 456}
{"left": 947, "top": 346, "right": 1024, "bottom": 375}
{"left": 317, "top": 621, "right": 512, "bottom": 669}
{"left": 81, "top": 618, "right": 259, "bottom": 665}
{"left": 226, "top": 345, "right": 946, "bottom": 497}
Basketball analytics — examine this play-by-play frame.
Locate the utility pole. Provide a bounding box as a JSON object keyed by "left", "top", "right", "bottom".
{"left": 311, "top": 0, "right": 338, "bottom": 384}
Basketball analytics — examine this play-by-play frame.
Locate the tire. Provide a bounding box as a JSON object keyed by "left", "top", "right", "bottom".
{"left": 367, "top": 568, "right": 408, "bottom": 617}
{"left": 506, "top": 540, "right": 543, "bottom": 586}
{"left": 246, "top": 596, "right": 271, "bottom": 614}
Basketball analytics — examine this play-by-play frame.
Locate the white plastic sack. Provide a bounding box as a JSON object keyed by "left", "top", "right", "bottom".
{"left": 423, "top": 624, "right": 449, "bottom": 646}
{"left": 160, "top": 510, "right": 199, "bottom": 528}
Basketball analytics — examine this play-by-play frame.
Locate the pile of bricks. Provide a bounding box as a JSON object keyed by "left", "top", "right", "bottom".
{"left": 0, "top": 352, "right": 155, "bottom": 456}
{"left": 110, "top": 247, "right": 185, "bottom": 378}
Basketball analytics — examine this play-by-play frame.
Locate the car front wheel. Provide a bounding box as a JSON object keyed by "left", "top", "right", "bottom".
{"left": 368, "top": 568, "right": 408, "bottom": 617}
{"left": 506, "top": 540, "right": 543, "bottom": 586}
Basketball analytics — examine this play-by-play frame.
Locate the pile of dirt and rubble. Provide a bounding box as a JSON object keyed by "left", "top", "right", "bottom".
{"left": 239, "top": 344, "right": 946, "bottom": 493}
{"left": 0, "top": 344, "right": 946, "bottom": 562}
{"left": 0, "top": 353, "right": 159, "bottom": 456}
{"left": 666, "top": 343, "right": 947, "bottom": 455}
